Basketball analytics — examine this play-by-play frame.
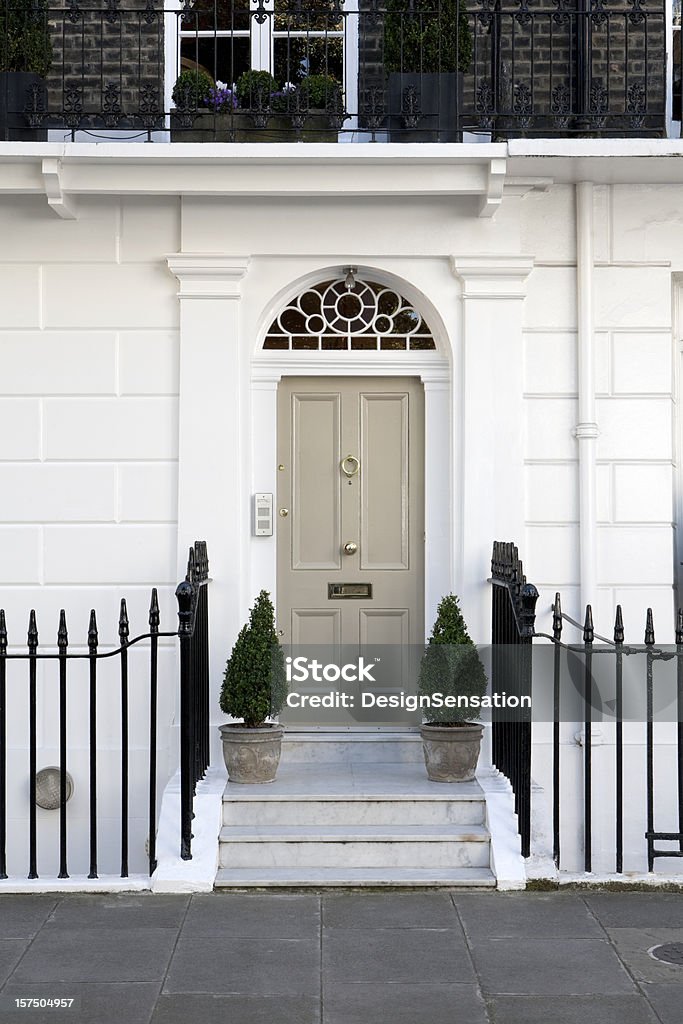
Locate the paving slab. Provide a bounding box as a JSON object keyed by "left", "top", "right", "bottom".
{"left": 487, "top": 994, "right": 659, "bottom": 1024}
{"left": 323, "top": 892, "right": 459, "bottom": 930}
{"left": 163, "top": 934, "right": 320, "bottom": 996}
{"left": 44, "top": 894, "right": 188, "bottom": 931}
{"left": 0, "top": 941, "right": 31, "bottom": 988}
{"left": 11, "top": 927, "right": 177, "bottom": 984}
{"left": 0, "top": 896, "right": 58, "bottom": 939}
{"left": 150, "top": 992, "right": 320, "bottom": 1024}
{"left": 0, "top": 982, "right": 160, "bottom": 1024}
{"left": 182, "top": 892, "right": 320, "bottom": 938}
{"left": 455, "top": 892, "right": 603, "bottom": 938}
{"left": 323, "top": 927, "right": 475, "bottom": 984}
{"left": 584, "top": 893, "right": 683, "bottom": 929}
{"left": 640, "top": 983, "right": 683, "bottom": 1024}
{"left": 603, "top": 927, "right": 683, "bottom": 983}
{"left": 470, "top": 937, "right": 636, "bottom": 996}
{"left": 323, "top": 982, "right": 488, "bottom": 1024}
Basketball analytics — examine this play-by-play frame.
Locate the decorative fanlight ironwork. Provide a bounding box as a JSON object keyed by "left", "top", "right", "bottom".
{"left": 263, "top": 275, "right": 437, "bottom": 351}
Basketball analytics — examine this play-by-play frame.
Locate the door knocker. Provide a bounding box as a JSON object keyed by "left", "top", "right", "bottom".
{"left": 340, "top": 455, "right": 360, "bottom": 478}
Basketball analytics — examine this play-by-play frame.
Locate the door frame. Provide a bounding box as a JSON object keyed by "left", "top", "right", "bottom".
{"left": 250, "top": 352, "right": 452, "bottom": 651}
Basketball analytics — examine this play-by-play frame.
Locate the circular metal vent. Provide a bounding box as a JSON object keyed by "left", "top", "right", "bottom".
{"left": 35, "top": 767, "right": 74, "bottom": 810}
{"left": 649, "top": 943, "right": 683, "bottom": 966}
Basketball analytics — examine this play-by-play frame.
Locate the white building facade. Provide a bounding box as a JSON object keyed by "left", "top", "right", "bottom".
{"left": 1, "top": 140, "right": 682, "bottom": 885}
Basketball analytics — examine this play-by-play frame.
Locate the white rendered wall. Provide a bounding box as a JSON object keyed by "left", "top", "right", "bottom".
{"left": 521, "top": 183, "right": 679, "bottom": 875}
{"left": 1, "top": 169, "right": 682, "bottom": 878}
{"left": 0, "top": 195, "right": 181, "bottom": 876}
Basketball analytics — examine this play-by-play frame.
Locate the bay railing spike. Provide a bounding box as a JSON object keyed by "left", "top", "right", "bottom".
{"left": 614, "top": 605, "right": 624, "bottom": 644}
{"left": 583, "top": 605, "right": 594, "bottom": 644}
{"left": 644, "top": 608, "right": 655, "bottom": 646}
{"left": 88, "top": 609, "right": 98, "bottom": 652}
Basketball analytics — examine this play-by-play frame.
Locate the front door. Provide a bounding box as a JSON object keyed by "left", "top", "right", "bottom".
{"left": 277, "top": 376, "right": 424, "bottom": 723}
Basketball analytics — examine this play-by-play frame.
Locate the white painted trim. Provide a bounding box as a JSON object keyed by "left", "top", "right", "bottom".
{"left": 673, "top": 275, "right": 683, "bottom": 610}
{"left": 575, "top": 182, "right": 598, "bottom": 612}
{"left": 252, "top": 354, "right": 449, "bottom": 382}
{"left": 152, "top": 766, "right": 226, "bottom": 893}
{"left": 477, "top": 766, "right": 527, "bottom": 890}
{"left": 0, "top": 877, "right": 150, "bottom": 894}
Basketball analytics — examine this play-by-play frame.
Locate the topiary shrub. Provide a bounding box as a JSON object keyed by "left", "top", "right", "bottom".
{"left": 235, "top": 70, "right": 278, "bottom": 109}
{"left": 220, "top": 591, "right": 287, "bottom": 729}
{"left": 0, "top": 0, "right": 52, "bottom": 76}
{"left": 299, "top": 73, "right": 342, "bottom": 109}
{"left": 418, "top": 594, "right": 487, "bottom": 725}
{"left": 384, "top": 0, "right": 473, "bottom": 75}
{"left": 172, "top": 68, "right": 214, "bottom": 109}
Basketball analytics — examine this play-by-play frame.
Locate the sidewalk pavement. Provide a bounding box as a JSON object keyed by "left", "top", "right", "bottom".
{"left": 0, "top": 890, "right": 681, "bottom": 1023}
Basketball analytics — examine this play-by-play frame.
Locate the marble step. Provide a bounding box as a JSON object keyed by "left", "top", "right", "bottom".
{"left": 282, "top": 731, "right": 424, "bottom": 764}
{"left": 214, "top": 866, "right": 497, "bottom": 888}
{"left": 219, "top": 825, "right": 491, "bottom": 869}
{"left": 223, "top": 795, "right": 486, "bottom": 828}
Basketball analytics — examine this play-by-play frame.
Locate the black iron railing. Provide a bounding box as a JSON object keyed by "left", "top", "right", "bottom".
{"left": 539, "top": 596, "right": 683, "bottom": 873}
{"left": 491, "top": 539, "right": 683, "bottom": 873}
{"left": 0, "top": 0, "right": 668, "bottom": 142}
{"left": 489, "top": 541, "right": 538, "bottom": 858}
{"left": 176, "top": 540, "right": 210, "bottom": 861}
{"left": 0, "top": 540, "right": 210, "bottom": 880}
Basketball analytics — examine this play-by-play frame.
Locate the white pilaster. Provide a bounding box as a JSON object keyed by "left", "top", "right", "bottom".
{"left": 451, "top": 255, "right": 534, "bottom": 643}
{"left": 167, "top": 253, "right": 250, "bottom": 758}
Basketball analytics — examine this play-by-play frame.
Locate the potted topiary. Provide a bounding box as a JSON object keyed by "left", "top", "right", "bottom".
{"left": 170, "top": 68, "right": 215, "bottom": 141}
{"left": 0, "top": 0, "right": 52, "bottom": 141}
{"left": 219, "top": 591, "right": 288, "bottom": 783}
{"left": 383, "top": 0, "right": 472, "bottom": 141}
{"left": 418, "top": 595, "right": 488, "bottom": 782}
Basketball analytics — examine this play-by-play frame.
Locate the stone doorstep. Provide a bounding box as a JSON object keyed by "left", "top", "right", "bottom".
{"left": 217, "top": 756, "right": 494, "bottom": 887}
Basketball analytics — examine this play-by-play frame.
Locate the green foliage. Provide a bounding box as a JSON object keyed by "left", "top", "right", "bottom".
{"left": 299, "top": 74, "right": 342, "bottom": 109}
{"left": 235, "top": 70, "right": 278, "bottom": 107}
{"left": 384, "top": 0, "right": 473, "bottom": 75}
{"left": 0, "top": 0, "right": 52, "bottom": 76}
{"left": 418, "top": 595, "right": 487, "bottom": 725}
{"left": 172, "top": 69, "right": 214, "bottom": 109}
{"left": 220, "top": 591, "right": 287, "bottom": 729}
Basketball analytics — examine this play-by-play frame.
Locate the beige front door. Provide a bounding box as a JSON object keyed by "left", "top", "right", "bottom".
{"left": 277, "top": 377, "right": 424, "bottom": 721}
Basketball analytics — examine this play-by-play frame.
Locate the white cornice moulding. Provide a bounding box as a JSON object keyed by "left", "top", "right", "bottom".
{"left": 166, "top": 254, "right": 250, "bottom": 298}
{"left": 451, "top": 255, "right": 535, "bottom": 299}
{"left": 251, "top": 354, "right": 450, "bottom": 383}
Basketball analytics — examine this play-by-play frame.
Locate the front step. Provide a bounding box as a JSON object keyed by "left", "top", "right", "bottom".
{"left": 217, "top": 760, "right": 495, "bottom": 888}
{"left": 218, "top": 825, "right": 490, "bottom": 868}
{"left": 215, "top": 866, "right": 496, "bottom": 887}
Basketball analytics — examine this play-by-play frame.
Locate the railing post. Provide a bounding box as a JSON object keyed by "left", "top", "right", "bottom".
{"left": 176, "top": 577, "right": 194, "bottom": 861}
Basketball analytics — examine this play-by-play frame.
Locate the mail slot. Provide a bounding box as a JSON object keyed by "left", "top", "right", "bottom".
{"left": 328, "top": 583, "right": 373, "bottom": 599}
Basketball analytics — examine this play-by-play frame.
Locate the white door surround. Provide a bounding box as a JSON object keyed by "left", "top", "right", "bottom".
{"left": 167, "top": 253, "right": 533, "bottom": 760}
{"left": 250, "top": 264, "right": 452, "bottom": 652}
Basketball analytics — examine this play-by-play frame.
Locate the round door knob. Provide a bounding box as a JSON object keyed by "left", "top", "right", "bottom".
{"left": 344, "top": 542, "right": 358, "bottom": 555}
{"left": 279, "top": 508, "right": 289, "bottom": 517}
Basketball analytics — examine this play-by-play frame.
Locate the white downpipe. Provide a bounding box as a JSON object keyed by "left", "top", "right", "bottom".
{"left": 575, "top": 181, "right": 599, "bottom": 615}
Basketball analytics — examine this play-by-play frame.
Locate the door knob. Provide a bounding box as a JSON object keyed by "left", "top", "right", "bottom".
{"left": 344, "top": 541, "right": 358, "bottom": 555}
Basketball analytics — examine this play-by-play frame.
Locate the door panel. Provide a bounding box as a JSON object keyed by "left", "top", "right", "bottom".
{"left": 277, "top": 376, "right": 424, "bottom": 725}
{"left": 291, "top": 393, "right": 341, "bottom": 570}
{"left": 360, "top": 392, "right": 409, "bottom": 569}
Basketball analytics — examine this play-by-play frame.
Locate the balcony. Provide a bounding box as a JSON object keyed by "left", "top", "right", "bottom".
{"left": 0, "top": 0, "right": 672, "bottom": 143}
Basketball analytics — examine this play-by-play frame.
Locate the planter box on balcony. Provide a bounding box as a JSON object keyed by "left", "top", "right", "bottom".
{"left": 171, "top": 109, "right": 338, "bottom": 143}
{"left": 0, "top": 72, "right": 47, "bottom": 142}
{"left": 387, "top": 72, "right": 462, "bottom": 143}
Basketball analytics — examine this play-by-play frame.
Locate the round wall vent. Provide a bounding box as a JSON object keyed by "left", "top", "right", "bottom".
{"left": 35, "top": 767, "right": 74, "bottom": 810}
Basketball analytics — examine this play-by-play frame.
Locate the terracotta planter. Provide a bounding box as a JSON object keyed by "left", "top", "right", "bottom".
{"left": 220, "top": 723, "right": 284, "bottom": 783}
{"left": 419, "top": 722, "right": 483, "bottom": 783}
{"left": 171, "top": 110, "right": 337, "bottom": 143}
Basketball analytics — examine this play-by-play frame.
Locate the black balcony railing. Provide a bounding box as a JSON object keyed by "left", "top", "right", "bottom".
{"left": 0, "top": 0, "right": 668, "bottom": 142}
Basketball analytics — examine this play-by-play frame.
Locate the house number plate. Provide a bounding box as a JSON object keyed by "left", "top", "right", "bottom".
{"left": 328, "top": 583, "right": 373, "bottom": 599}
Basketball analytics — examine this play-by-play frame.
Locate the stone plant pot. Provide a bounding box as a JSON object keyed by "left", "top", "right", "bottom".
{"left": 0, "top": 72, "right": 48, "bottom": 142}
{"left": 220, "top": 723, "right": 284, "bottom": 783}
{"left": 171, "top": 110, "right": 337, "bottom": 143}
{"left": 420, "top": 722, "right": 483, "bottom": 782}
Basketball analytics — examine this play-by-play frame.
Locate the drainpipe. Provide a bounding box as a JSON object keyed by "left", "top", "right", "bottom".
{"left": 575, "top": 181, "right": 599, "bottom": 614}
